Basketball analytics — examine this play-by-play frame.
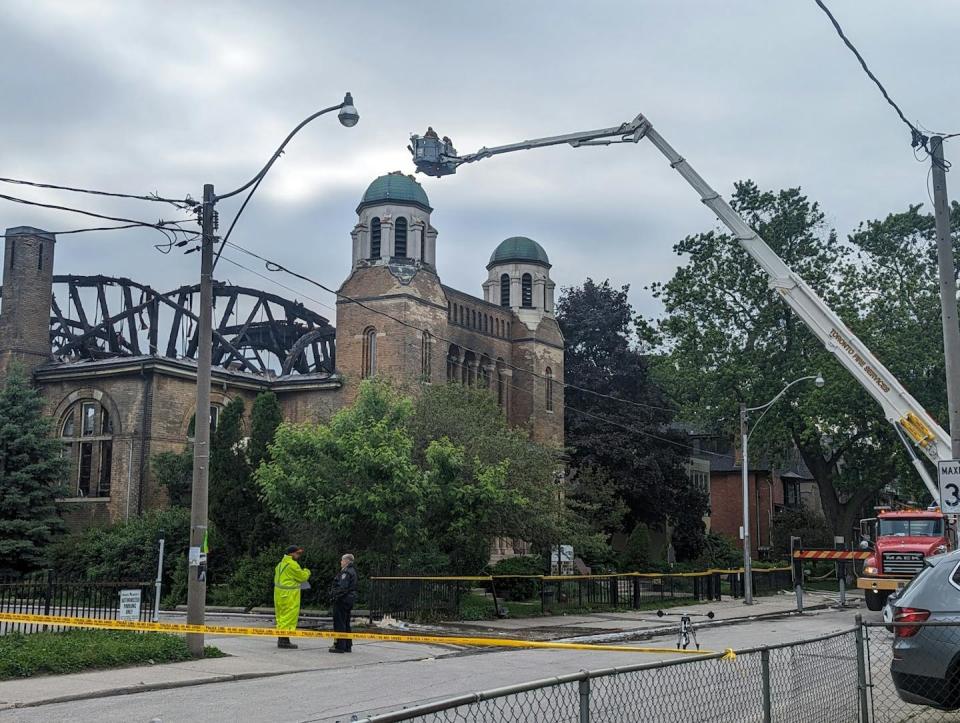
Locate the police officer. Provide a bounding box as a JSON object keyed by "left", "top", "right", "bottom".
{"left": 329, "top": 553, "right": 358, "bottom": 653}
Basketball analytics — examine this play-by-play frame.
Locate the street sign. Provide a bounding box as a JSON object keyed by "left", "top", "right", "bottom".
{"left": 119, "top": 589, "right": 142, "bottom": 621}
{"left": 938, "top": 459, "right": 960, "bottom": 513}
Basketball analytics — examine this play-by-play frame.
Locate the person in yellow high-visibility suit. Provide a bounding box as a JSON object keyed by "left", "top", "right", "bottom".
{"left": 274, "top": 545, "right": 311, "bottom": 649}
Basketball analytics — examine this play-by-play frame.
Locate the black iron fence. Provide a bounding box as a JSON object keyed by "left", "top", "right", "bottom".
{"left": 0, "top": 571, "right": 156, "bottom": 634}
{"left": 368, "top": 567, "right": 793, "bottom": 621}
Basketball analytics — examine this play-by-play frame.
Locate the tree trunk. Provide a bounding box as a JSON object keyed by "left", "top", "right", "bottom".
{"left": 794, "top": 436, "right": 874, "bottom": 542}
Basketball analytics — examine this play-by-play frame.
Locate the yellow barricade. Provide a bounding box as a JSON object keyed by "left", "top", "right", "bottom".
{"left": 0, "top": 611, "right": 729, "bottom": 657}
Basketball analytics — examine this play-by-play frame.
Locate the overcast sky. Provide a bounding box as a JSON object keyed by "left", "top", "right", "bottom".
{"left": 2, "top": 0, "right": 958, "bottom": 325}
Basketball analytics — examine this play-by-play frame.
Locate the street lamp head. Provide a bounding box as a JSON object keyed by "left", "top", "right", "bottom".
{"left": 814, "top": 374, "right": 825, "bottom": 388}
{"left": 338, "top": 92, "right": 359, "bottom": 127}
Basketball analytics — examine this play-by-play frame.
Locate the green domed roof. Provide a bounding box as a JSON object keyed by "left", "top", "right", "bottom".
{"left": 357, "top": 172, "right": 431, "bottom": 211}
{"left": 487, "top": 236, "right": 550, "bottom": 268}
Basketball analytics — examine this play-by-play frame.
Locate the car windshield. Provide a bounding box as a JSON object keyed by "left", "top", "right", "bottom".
{"left": 878, "top": 518, "right": 943, "bottom": 537}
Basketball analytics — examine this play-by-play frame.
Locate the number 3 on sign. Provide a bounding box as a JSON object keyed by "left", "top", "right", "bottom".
{"left": 938, "top": 460, "right": 960, "bottom": 514}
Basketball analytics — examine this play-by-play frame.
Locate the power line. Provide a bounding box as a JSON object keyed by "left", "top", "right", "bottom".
{"left": 811, "top": 0, "right": 930, "bottom": 151}
{"left": 224, "top": 240, "right": 679, "bottom": 415}
{"left": 212, "top": 174, "right": 265, "bottom": 270}
{"left": 0, "top": 191, "right": 196, "bottom": 233}
{"left": 0, "top": 177, "right": 196, "bottom": 209}
{"left": 217, "top": 252, "right": 338, "bottom": 315}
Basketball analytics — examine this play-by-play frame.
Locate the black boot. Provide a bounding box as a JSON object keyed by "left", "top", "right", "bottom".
{"left": 278, "top": 637, "right": 298, "bottom": 649}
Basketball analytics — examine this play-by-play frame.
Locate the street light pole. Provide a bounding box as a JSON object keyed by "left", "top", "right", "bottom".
{"left": 184, "top": 94, "right": 358, "bottom": 657}
{"left": 740, "top": 374, "right": 824, "bottom": 605}
{"left": 930, "top": 136, "right": 960, "bottom": 461}
{"left": 740, "top": 402, "right": 752, "bottom": 605}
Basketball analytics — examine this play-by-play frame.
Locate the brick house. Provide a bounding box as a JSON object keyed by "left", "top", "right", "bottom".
{"left": 0, "top": 172, "right": 564, "bottom": 534}
{"left": 685, "top": 432, "right": 822, "bottom": 558}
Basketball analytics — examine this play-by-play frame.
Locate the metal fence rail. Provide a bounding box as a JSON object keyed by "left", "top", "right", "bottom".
{"left": 0, "top": 572, "right": 155, "bottom": 635}
{"left": 369, "top": 568, "right": 794, "bottom": 621}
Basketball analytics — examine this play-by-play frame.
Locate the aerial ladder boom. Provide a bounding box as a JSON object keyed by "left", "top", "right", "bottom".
{"left": 410, "top": 113, "right": 949, "bottom": 500}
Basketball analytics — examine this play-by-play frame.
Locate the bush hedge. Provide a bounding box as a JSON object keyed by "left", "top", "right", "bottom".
{"left": 0, "top": 630, "right": 223, "bottom": 679}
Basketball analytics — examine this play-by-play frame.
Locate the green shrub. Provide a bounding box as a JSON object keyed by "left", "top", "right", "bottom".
{"left": 771, "top": 508, "right": 832, "bottom": 559}
{"left": 207, "top": 545, "right": 285, "bottom": 610}
{"left": 696, "top": 532, "right": 743, "bottom": 569}
{"left": 619, "top": 523, "right": 654, "bottom": 572}
{"left": 488, "top": 556, "right": 543, "bottom": 601}
{"left": 0, "top": 630, "right": 222, "bottom": 679}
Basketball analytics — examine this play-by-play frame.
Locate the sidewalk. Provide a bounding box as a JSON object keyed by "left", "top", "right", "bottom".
{"left": 433, "top": 589, "right": 858, "bottom": 641}
{"left": 0, "top": 589, "right": 858, "bottom": 710}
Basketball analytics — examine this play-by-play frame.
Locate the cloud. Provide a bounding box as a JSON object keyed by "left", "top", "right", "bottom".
{"left": 1, "top": 0, "right": 957, "bottom": 326}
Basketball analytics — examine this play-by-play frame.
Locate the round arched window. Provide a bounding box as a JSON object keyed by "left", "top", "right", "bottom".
{"left": 60, "top": 400, "right": 114, "bottom": 498}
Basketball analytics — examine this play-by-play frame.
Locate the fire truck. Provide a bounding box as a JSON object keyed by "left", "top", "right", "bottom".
{"left": 857, "top": 508, "right": 953, "bottom": 611}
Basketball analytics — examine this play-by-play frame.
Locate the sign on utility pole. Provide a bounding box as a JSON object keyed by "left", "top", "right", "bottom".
{"left": 938, "top": 460, "right": 960, "bottom": 514}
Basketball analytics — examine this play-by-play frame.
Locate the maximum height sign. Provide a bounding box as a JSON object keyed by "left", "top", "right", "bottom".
{"left": 938, "top": 460, "right": 960, "bottom": 513}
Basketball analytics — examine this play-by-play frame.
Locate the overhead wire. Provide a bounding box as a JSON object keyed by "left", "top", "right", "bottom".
{"left": 224, "top": 239, "right": 679, "bottom": 415}
{"left": 217, "top": 252, "right": 338, "bottom": 315}
{"left": 812, "top": 0, "right": 958, "bottom": 163}
{"left": 0, "top": 177, "right": 196, "bottom": 209}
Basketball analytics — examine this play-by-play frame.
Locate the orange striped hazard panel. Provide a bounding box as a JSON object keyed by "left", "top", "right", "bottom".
{"left": 792, "top": 549, "right": 871, "bottom": 560}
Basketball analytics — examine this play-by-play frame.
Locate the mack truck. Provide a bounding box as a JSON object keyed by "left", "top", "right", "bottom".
{"left": 858, "top": 508, "right": 954, "bottom": 611}
{"left": 409, "top": 112, "right": 954, "bottom": 593}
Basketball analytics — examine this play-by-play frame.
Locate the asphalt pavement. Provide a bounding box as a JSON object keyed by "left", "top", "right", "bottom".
{"left": 0, "top": 601, "right": 873, "bottom": 723}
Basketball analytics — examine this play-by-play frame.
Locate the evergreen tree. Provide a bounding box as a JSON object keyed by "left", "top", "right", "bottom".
{"left": 208, "top": 398, "right": 252, "bottom": 571}
{"left": 247, "top": 392, "right": 284, "bottom": 553}
{"left": 0, "top": 366, "right": 66, "bottom": 573}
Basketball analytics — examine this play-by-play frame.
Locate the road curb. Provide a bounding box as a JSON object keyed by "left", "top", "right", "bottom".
{"left": 0, "top": 669, "right": 300, "bottom": 710}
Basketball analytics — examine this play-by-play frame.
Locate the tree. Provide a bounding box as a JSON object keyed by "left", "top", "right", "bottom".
{"left": 0, "top": 365, "right": 66, "bottom": 573}
{"left": 247, "top": 392, "right": 284, "bottom": 552}
{"left": 257, "top": 380, "right": 564, "bottom": 574}
{"left": 407, "top": 382, "right": 563, "bottom": 562}
{"left": 644, "top": 181, "right": 957, "bottom": 538}
{"left": 152, "top": 449, "right": 193, "bottom": 508}
{"left": 557, "top": 279, "right": 707, "bottom": 560}
{"left": 208, "top": 398, "right": 253, "bottom": 570}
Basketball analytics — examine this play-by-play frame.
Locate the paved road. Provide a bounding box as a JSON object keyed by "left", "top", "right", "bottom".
{"left": 0, "top": 608, "right": 875, "bottom": 723}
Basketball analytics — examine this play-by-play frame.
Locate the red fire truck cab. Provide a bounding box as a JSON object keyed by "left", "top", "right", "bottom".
{"left": 857, "top": 508, "right": 953, "bottom": 611}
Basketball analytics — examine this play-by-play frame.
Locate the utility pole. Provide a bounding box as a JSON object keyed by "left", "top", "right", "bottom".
{"left": 186, "top": 183, "right": 215, "bottom": 657}
{"left": 931, "top": 136, "right": 960, "bottom": 460}
{"left": 739, "top": 403, "right": 753, "bottom": 605}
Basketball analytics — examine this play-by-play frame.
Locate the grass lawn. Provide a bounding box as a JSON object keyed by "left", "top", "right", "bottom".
{"left": 0, "top": 630, "right": 224, "bottom": 680}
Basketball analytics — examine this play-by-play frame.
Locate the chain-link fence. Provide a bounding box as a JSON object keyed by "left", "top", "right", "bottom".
{"left": 864, "top": 620, "right": 960, "bottom": 722}
{"left": 356, "top": 619, "right": 960, "bottom": 722}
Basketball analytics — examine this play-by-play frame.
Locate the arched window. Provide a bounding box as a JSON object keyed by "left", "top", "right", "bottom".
{"left": 447, "top": 345, "right": 461, "bottom": 382}
{"left": 38, "top": 244, "right": 43, "bottom": 271}
{"left": 472, "top": 309, "right": 477, "bottom": 328}
{"left": 521, "top": 273, "right": 533, "bottom": 308}
{"left": 370, "top": 217, "right": 381, "bottom": 259}
{"left": 496, "top": 360, "right": 506, "bottom": 407}
{"left": 545, "top": 367, "right": 554, "bottom": 412}
{"left": 362, "top": 327, "right": 377, "bottom": 378}
{"left": 395, "top": 217, "right": 408, "bottom": 257}
{"left": 421, "top": 331, "right": 432, "bottom": 380}
{"left": 500, "top": 273, "right": 510, "bottom": 307}
{"left": 60, "top": 400, "right": 114, "bottom": 497}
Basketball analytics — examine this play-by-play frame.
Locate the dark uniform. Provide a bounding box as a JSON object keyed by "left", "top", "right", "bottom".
{"left": 330, "top": 562, "right": 358, "bottom": 652}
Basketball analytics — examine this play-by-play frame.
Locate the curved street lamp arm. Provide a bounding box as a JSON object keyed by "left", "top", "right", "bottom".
{"left": 216, "top": 102, "right": 345, "bottom": 202}
{"left": 745, "top": 375, "right": 820, "bottom": 441}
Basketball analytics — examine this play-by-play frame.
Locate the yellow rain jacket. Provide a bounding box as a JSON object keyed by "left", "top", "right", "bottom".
{"left": 274, "top": 555, "right": 311, "bottom": 632}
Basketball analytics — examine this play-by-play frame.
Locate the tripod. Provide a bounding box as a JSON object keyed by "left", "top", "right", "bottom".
{"left": 656, "top": 609, "right": 715, "bottom": 650}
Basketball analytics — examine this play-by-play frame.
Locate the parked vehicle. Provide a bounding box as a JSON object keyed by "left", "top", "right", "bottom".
{"left": 857, "top": 508, "right": 953, "bottom": 612}
{"left": 890, "top": 549, "right": 960, "bottom": 710}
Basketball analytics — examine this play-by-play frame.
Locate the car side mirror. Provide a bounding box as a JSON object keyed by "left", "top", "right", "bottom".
{"left": 859, "top": 539, "right": 873, "bottom": 551}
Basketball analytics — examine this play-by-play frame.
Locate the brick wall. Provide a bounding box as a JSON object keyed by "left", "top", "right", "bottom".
{"left": 708, "top": 470, "right": 785, "bottom": 557}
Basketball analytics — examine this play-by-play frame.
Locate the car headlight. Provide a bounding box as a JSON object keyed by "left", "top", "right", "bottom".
{"left": 935, "top": 545, "right": 948, "bottom": 555}
{"left": 863, "top": 565, "right": 878, "bottom": 575}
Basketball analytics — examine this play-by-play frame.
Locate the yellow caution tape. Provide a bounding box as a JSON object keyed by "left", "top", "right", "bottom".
{"left": 0, "top": 612, "right": 718, "bottom": 656}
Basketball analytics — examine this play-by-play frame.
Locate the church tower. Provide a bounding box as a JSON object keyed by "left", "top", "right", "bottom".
{"left": 337, "top": 173, "right": 448, "bottom": 400}
{"left": 0, "top": 226, "right": 56, "bottom": 377}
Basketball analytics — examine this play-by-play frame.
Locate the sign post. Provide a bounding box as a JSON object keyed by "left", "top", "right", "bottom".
{"left": 938, "top": 460, "right": 960, "bottom": 514}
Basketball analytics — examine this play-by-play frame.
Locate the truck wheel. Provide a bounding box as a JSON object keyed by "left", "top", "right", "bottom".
{"left": 865, "top": 591, "right": 886, "bottom": 612}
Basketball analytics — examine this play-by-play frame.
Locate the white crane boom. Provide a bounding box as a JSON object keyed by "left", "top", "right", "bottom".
{"left": 410, "top": 114, "right": 948, "bottom": 500}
